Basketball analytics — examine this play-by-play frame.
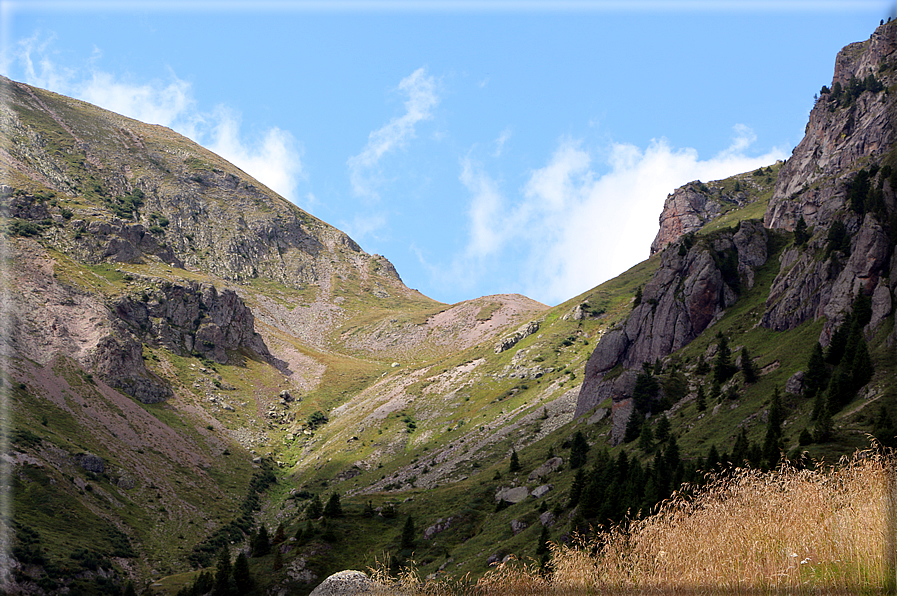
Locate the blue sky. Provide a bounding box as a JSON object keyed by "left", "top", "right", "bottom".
{"left": 1, "top": 1, "right": 892, "bottom": 305}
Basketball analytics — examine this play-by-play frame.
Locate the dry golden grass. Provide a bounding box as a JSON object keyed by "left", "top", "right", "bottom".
{"left": 371, "top": 448, "right": 897, "bottom": 595}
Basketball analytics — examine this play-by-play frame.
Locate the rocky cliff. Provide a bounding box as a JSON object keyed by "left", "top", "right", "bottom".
{"left": 577, "top": 21, "right": 897, "bottom": 441}
{"left": 761, "top": 21, "right": 897, "bottom": 339}
{"left": 575, "top": 221, "right": 768, "bottom": 439}
{"left": 651, "top": 170, "right": 779, "bottom": 255}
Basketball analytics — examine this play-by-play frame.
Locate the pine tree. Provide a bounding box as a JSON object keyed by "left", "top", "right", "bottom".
{"left": 730, "top": 428, "right": 750, "bottom": 467}
{"left": 623, "top": 409, "right": 643, "bottom": 444}
{"left": 536, "top": 525, "right": 550, "bottom": 557}
{"left": 306, "top": 494, "right": 323, "bottom": 519}
{"left": 794, "top": 216, "right": 810, "bottom": 246}
{"left": 233, "top": 552, "right": 253, "bottom": 594}
{"left": 123, "top": 581, "right": 137, "bottom": 596}
{"left": 272, "top": 522, "right": 286, "bottom": 545}
{"left": 654, "top": 415, "right": 671, "bottom": 444}
{"left": 569, "top": 431, "right": 589, "bottom": 468}
{"left": 850, "top": 335, "right": 874, "bottom": 390}
{"left": 401, "top": 515, "right": 415, "bottom": 550}
{"left": 804, "top": 342, "right": 828, "bottom": 399}
{"left": 252, "top": 525, "right": 271, "bottom": 557}
{"left": 638, "top": 422, "right": 654, "bottom": 453}
{"left": 762, "top": 387, "right": 783, "bottom": 469}
{"left": 873, "top": 404, "right": 897, "bottom": 447}
{"left": 324, "top": 492, "right": 343, "bottom": 518}
{"left": 212, "top": 545, "right": 233, "bottom": 596}
{"left": 695, "top": 354, "right": 710, "bottom": 375}
{"left": 815, "top": 404, "right": 834, "bottom": 442}
{"left": 664, "top": 434, "right": 680, "bottom": 471}
{"left": 273, "top": 549, "right": 283, "bottom": 571}
{"left": 695, "top": 384, "right": 706, "bottom": 411}
{"left": 713, "top": 334, "right": 736, "bottom": 384}
{"left": 509, "top": 449, "right": 521, "bottom": 473}
{"left": 704, "top": 444, "right": 720, "bottom": 473}
{"left": 567, "top": 468, "right": 585, "bottom": 507}
{"left": 740, "top": 346, "right": 757, "bottom": 384}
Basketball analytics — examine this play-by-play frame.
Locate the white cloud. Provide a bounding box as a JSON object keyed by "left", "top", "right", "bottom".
{"left": 492, "top": 127, "right": 512, "bottom": 157}
{"left": 348, "top": 67, "right": 439, "bottom": 199}
{"left": 453, "top": 127, "right": 787, "bottom": 305}
{"left": 340, "top": 211, "right": 388, "bottom": 243}
{"left": 205, "top": 106, "right": 304, "bottom": 202}
{"left": 10, "top": 34, "right": 304, "bottom": 202}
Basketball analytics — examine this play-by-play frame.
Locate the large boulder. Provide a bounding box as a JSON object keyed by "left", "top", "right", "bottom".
{"left": 309, "top": 570, "right": 374, "bottom": 596}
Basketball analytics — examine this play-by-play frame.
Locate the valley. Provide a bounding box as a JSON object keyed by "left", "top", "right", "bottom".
{"left": 2, "top": 20, "right": 897, "bottom": 596}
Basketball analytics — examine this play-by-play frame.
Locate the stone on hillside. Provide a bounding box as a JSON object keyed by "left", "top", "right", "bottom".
{"left": 786, "top": 371, "right": 804, "bottom": 395}
{"left": 530, "top": 484, "right": 553, "bottom": 499}
{"left": 510, "top": 519, "right": 527, "bottom": 535}
{"left": 423, "top": 517, "right": 454, "bottom": 540}
{"left": 76, "top": 453, "right": 105, "bottom": 474}
{"left": 539, "top": 511, "right": 556, "bottom": 527}
{"left": 309, "top": 570, "right": 373, "bottom": 596}
{"left": 587, "top": 408, "right": 608, "bottom": 425}
{"left": 527, "top": 457, "right": 563, "bottom": 482}
{"left": 494, "top": 321, "right": 540, "bottom": 354}
{"left": 494, "top": 486, "right": 529, "bottom": 504}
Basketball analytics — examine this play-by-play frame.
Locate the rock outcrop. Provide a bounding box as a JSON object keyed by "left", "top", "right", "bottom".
{"left": 765, "top": 23, "right": 897, "bottom": 232}
{"left": 494, "top": 320, "right": 540, "bottom": 354}
{"left": 651, "top": 170, "right": 779, "bottom": 255}
{"left": 111, "top": 279, "right": 270, "bottom": 364}
{"left": 575, "top": 221, "right": 768, "bottom": 436}
{"left": 761, "top": 22, "right": 897, "bottom": 339}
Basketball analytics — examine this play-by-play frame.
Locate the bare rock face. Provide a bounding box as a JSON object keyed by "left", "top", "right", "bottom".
{"left": 761, "top": 23, "right": 897, "bottom": 337}
{"left": 575, "top": 222, "right": 768, "bottom": 434}
{"left": 651, "top": 183, "right": 721, "bottom": 255}
{"left": 111, "top": 279, "right": 271, "bottom": 368}
{"left": 765, "top": 22, "right": 897, "bottom": 233}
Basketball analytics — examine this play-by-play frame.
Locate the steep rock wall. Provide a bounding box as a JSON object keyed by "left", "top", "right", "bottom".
{"left": 575, "top": 221, "right": 768, "bottom": 436}
{"left": 761, "top": 22, "right": 897, "bottom": 337}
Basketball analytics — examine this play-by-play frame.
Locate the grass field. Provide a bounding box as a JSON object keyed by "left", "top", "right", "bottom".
{"left": 367, "top": 447, "right": 897, "bottom": 595}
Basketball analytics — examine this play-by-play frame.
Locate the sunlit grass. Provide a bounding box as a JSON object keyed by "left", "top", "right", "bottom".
{"left": 369, "top": 447, "right": 897, "bottom": 595}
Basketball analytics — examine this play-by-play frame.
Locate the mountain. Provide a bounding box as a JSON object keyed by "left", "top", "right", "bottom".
{"left": 2, "top": 20, "right": 896, "bottom": 596}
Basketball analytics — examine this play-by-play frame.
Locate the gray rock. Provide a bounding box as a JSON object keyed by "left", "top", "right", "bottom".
{"left": 785, "top": 371, "right": 804, "bottom": 395}
{"left": 510, "top": 519, "right": 527, "bottom": 535}
{"left": 530, "top": 484, "right": 553, "bottom": 499}
{"left": 494, "top": 486, "right": 529, "bottom": 504}
{"left": 309, "top": 570, "right": 373, "bottom": 596}
{"left": 869, "top": 281, "right": 892, "bottom": 333}
{"left": 423, "top": 517, "right": 453, "bottom": 540}
{"left": 587, "top": 408, "right": 608, "bottom": 425}
{"left": 576, "top": 226, "right": 764, "bottom": 422}
{"left": 527, "top": 457, "right": 563, "bottom": 482}
{"left": 539, "top": 511, "right": 556, "bottom": 527}
{"left": 494, "top": 321, "right": 540, "bottom": 354}
{"left": 76, "top": 453, "right": 105, "bottom": 474}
